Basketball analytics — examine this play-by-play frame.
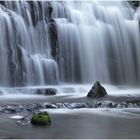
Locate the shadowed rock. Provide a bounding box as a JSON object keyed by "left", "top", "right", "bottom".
{"left": 87, "top": 81, "right": 107, "bottom": 98}
{"left": 37, "top": 88, "right": 56, "bottom": 96}
{"left": 129, "top": 1, "right": 140, "bottom": 9}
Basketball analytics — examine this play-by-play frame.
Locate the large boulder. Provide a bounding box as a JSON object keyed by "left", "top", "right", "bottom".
{"left": 87, "top": 81, "right": 107, "bottom": 98}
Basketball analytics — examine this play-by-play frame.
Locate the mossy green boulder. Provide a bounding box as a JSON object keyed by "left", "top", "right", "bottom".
{"left": 31, "top": 112, "right": 51, "bottom": 126}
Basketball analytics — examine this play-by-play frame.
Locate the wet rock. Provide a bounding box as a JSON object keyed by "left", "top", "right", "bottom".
{"left": 109, "top": 102, "right": 117, "bottom": 108}
{"left": 48, "top": 20, "right": 59, "bottom": 58}
{"left": 31, "top": 112, "right": 51, "bottom": 126}
{"left": 55, "top": 103, "right": 67, "bottom": 108}
{"left": 70, "top": 103, "right": 89, "bottom": 109}
{"left": 37, "top": 88, "right": 56, "bottom": 96}
{"left": 117, "top": 103, "right": 123, "bottom": 108}
{"left": 45, "top": 103, "right": 57, "bottom": 108}
{"left": 44, "top": 88, "right": 56, "bottom": 95}
{"left": 121, "top": 102, "right": 128, "bottom": 108}
{"left": 6, "top": 107, "right": 16, "bottom": 113}
{"left": 92, "top": 101, "right": 118, "bottom": 108}
{"left": 55, "top": 102, "right": 89, "bottom": 109}
{"left": 0, "top": 104, "right": 41, "bottom": 114}
{"left": 0, "top": 1, "right": 5, "bottom": 6}
{"left": 87, "top": 81, "right": 107, "bottom": 98}
{"left": 96, "top": 102, "right": 102, "bottom": 108}
{"left": 129, "top": 1, "right": 140, "bottom": 9}
{"left": 48, "top": 6, "right": 53, "bottom": 19}
{"left": 116, "top": 102, "right": 128, "bottom": 108}
{"left": 1, "top": 105, "right": 23, "bottom": 113}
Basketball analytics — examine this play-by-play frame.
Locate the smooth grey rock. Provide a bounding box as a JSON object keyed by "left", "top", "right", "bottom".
{"left": 45, "top": 103, "right": 57, "bottom": 108}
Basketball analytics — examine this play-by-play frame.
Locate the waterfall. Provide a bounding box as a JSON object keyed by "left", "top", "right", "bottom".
{"left": 0, "top": 1, "right": 139, "bottom": 87}
{"left": 0, "top": 1, "right": 59, "bottom": 86}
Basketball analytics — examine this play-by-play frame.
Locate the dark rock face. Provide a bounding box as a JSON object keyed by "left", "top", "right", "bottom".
{"left": 87, "top": 81, "right": 107, "bottom": 98}
{"left": 129, "top": 1, "right": 140, "bottom": 9}
{"left": 48, "top": 6, "right": 53, "bottom": 19}
{"left": 0, "top": 104, "right": 41, "bottom": 114}
{"left": 48, "top": 19, "right": 59, "bottom": 59}
{"left": 36, "top": 88, "right": 57, "bottom": 95}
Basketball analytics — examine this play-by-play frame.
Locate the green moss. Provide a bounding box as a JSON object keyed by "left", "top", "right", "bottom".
{"left": 31, "top": 112, "right": 51, "bottom": 126}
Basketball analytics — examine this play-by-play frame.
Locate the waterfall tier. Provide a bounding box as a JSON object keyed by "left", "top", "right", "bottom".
{"left": 0, "top": 1, "right": 139, "bottom": 86}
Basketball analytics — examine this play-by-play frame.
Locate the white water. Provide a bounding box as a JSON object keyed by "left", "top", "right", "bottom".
{"left": 0, "top": 84, "right": 139, "bottom": 99}
{"left": 53, "top": 1, "right": 140, "bottom": 85}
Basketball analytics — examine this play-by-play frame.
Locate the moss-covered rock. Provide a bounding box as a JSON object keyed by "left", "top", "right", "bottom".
{"left": 31, "top": 112, "right": 51, "bottom": 126}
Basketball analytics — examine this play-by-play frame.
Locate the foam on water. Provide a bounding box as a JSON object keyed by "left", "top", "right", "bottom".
{"left": 40, "top": 108, "right": 140, "bottom": 118}
{"left": 0, "top": 84, "right": 139, "bottom": 99}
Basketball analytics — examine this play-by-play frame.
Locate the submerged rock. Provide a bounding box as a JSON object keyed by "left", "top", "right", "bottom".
{"left": 44, "top": 88, "right": 56, "bottom": 95}
{"left": 87, "top": 81, "right": 107, "bottom": 98}
{"left": 48, "top": 20, "right": 59, "bottom": 58}
{"left": 37, "top": 88, "right": 56, "bottom": 96}
{"left": 31, "top": 112, "right": 51, "bottom": 126}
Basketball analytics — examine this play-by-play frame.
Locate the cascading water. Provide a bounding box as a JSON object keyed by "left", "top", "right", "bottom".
{"left": 53, "top": 1, "right": 140, "bottom": 85}
{"left": 0, "top": 1, "right": 140, "bottom": 88}
{"left": 0, "top": 1, "right": 59, "bottom": 86}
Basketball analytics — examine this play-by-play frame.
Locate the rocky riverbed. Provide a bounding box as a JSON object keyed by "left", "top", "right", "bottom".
{"left": 0, "top": 84, "right": 140, "bottom": 138}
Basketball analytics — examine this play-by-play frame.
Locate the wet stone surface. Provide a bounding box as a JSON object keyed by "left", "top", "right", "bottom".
{"left": 0, "top": 100, "right": 139, "bottom": 126}
{"left": 44, "top": 101, "right": 140, "bottom": 109}
{"left": 0, "top": 104, "right": 42, "bottom": 114}
{"left": 0, "top": 101, "right": 140, "bottom": 116}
